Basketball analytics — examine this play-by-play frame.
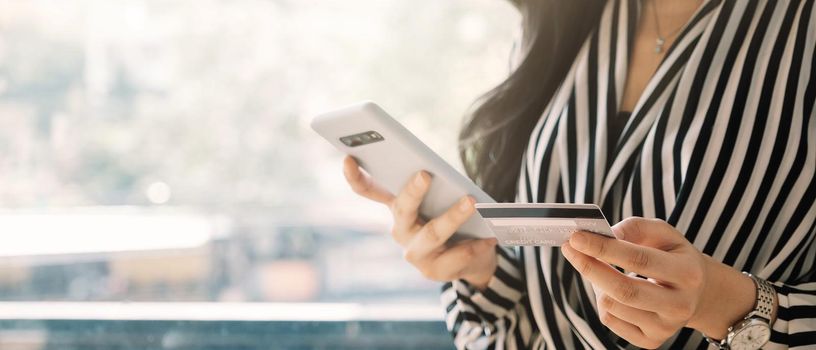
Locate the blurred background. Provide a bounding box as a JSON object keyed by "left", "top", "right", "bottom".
{"left": 0, "top": 0, "right": 518, "bottom": 348}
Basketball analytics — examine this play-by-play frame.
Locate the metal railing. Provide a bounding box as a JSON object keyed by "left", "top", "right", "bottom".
{"left": 0, "top": 302, "right": 454, "bottom": 350}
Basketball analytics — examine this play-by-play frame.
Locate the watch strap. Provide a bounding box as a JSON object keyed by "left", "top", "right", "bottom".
{"left": 743, "top": 272, "right": 774, "bottom": 322}
{"left": 703, "top": 334, "right": 726, "bottom": 349}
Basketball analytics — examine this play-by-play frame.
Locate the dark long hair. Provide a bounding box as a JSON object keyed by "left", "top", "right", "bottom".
{"left": 458, "top": 0, "right": 606, "bottom": 202}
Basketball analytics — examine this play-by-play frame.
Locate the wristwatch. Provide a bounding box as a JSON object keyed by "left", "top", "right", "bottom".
{"left": 704, "top": 272, "right": 776, "bottom": 350}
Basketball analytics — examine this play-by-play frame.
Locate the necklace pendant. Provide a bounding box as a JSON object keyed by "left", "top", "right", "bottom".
{"left": 655, "top": 37, "right": 665, "bottom": 54}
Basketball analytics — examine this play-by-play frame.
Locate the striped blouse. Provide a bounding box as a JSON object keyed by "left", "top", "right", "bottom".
{"left": 441, "top": 0, "right": 816, "bottom": 349}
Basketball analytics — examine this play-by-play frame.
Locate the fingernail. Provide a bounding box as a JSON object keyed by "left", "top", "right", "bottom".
{"left": 570, "top": 232, "right": 588, "bottom": 250}
{"left": 414, "top": 172, "right": 426, "bottom": 187}
{"left": 560, "top": 243, "right": 572, "bottom": 257}
{"left": 458, "top": 196, "right": 472, "bottom": 212}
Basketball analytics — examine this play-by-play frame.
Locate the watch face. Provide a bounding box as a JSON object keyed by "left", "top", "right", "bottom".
{"left": 730, "top": 322, "right": 771, "bottom": 350}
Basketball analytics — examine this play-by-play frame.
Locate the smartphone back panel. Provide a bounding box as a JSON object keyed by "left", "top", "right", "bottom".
{"left": 311, "top": 101, "right": 495, "bottom": 242}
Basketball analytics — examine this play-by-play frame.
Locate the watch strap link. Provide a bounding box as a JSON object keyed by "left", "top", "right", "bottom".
{"left": 744, "top": 272, "right": 774, "bottom": 322}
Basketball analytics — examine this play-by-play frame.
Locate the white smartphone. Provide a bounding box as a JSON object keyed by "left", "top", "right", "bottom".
{"left": 310, "top": 101, "right": 496, "bottom": 243}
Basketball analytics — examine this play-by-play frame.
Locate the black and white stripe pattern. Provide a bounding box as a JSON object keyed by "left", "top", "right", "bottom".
{"left": 442, "top": 0, "right": 816, "bottom": 348}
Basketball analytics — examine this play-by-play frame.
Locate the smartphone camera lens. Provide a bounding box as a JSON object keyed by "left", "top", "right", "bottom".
{"left": 341, "top": 131, "right": 383, "bottom": 147}
{"left": 340, "top": 136, "right": 357, "bottom": 147}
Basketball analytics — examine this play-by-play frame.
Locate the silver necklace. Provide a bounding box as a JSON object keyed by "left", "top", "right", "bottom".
{"left": 651, "top": 0, "right": 695, "bottom": 54}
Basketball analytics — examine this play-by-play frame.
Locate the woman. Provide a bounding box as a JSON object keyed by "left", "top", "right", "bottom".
{"left": 343, "top": 0, "right": 815, "bottom": 348}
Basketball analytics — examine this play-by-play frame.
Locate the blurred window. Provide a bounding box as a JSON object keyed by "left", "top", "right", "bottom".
{"left": 0, "top": 0, "right": 517, "bottom": 347}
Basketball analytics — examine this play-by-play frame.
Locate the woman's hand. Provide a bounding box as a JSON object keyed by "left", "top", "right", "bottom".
{"left": 342, "top": 156, "right": 498, "bottom": 289}
{"left": 561, "top": 217, "right": 756, "bottom": 349}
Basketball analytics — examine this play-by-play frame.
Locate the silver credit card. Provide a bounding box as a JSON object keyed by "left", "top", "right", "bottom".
{"left": 474, "top": 203, "right": 614, "bottom": 246}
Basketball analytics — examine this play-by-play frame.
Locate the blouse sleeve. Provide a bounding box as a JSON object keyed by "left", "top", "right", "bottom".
{"left": 767, "top": 281, "right": 816, "bottom": 348}
{"left": 440, "top": 245, "right": 537, "bottom": 350}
